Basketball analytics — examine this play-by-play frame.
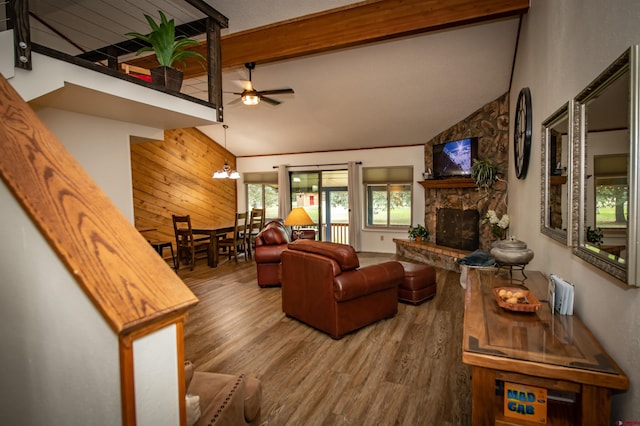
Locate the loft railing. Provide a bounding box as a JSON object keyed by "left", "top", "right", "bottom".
{"left": 5, "top": 0, "right": 227, "bottom": 120}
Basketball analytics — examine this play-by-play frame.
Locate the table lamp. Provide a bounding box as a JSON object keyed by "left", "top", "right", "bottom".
{"left": 284, "top": 208, "right": 314, "bottom": 240}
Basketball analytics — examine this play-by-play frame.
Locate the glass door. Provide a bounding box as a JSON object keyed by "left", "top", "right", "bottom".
{"left": 290, "top": 170, "right": 348, "bottom": 242}
{"left": 290, "top": 172, "right": 319, "bottom": 237}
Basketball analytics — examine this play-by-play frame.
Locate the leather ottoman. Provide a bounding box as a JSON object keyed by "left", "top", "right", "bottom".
{"left": 398, "top": 261, "right": 436, "bottom": 304}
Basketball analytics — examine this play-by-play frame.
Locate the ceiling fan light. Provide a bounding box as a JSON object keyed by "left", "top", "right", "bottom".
{"left": 242, "top": 93, "right": 260, "bottom": 105}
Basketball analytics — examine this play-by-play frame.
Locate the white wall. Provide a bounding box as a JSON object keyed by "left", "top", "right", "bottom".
{"left": 237, "top": 145, "right": 425, "bottom": 253}
{"left": 0, "top": 180, "right": 121, "bottom": 425}
{"left": 509, "top": 0, "right": 640, "bottom": 419}
{"left": 0, "top": 30, "right": 14, "bottom": 79}
{"left": 134, "top": 325, "right": 180, "bottom": 426}
{"left": 34, "top": 108, "right": 163, "bottom": 222}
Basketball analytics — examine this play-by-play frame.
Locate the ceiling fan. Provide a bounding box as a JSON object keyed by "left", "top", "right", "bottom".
{"left": 231, "top": 62, "right": 294, "bottom": 106}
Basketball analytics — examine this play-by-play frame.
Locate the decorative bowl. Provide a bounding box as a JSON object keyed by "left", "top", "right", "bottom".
{"left": 491, "top": 238, "right": 534, "bottom": 265}
{"left": 493, "top": 286, "right": 541, "bottom": 312}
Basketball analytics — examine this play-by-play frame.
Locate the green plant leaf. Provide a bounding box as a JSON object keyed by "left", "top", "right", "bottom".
{"left": 471, "top": 159, "right": 499, "bottom": 190}
{"left": 126, "top": 10, "right": 204, "bottom": 68}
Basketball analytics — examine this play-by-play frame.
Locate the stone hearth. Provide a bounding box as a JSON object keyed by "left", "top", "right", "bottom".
{"left": 394, "top": 239, "right": 471, "bottom": 272}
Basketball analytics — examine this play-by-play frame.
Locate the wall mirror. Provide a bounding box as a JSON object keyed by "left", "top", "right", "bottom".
{"left": 573, "top": 45, "right": 639, "bottom": 286}
{"left": 541, "top": 102, "right": 572, "bottom": 245}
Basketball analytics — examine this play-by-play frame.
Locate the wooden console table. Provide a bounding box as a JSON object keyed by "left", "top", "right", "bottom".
{"left": 463, "top": 269, "right": 628, "bottom": 425}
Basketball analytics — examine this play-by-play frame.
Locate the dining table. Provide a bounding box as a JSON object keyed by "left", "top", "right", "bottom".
{"left": 192, "top": 223, "right": 235, "bottom": 267}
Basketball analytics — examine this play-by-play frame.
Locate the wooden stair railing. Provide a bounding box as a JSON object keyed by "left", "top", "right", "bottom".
{"left": 0, "top": 73, "right": 198, "bottom": 425}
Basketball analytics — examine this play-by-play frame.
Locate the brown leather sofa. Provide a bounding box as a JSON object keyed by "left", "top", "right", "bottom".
{"left": 254, "top": 220, "right": 290, "bottom": 287}
{"left": 279, "top": 239, "right": 405, "bottom": 339}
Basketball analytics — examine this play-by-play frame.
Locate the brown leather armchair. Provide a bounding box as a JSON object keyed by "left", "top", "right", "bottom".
{"left": 184, "top": 361, "right": 261, "bottom": 426}
{"left": 254, "top": 220, "right": 290, "bottom": 287}
{"left": 279, "top": 240, "right": 404, "bottom": 339}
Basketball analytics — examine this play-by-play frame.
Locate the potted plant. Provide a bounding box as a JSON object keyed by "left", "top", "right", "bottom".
{"left": 471, "top": 158, "right": 500, "bottom": 191}
{"left": 408, "top": 224, "right": 429, "bottom": 242}
{"left": 483, "top": 210, "right": 509, "bottom": 240}
{"left": 126, "top": 11, "right": 205, "bottom": 91}
{"left": 586, "top": 226, "right": 604, "bottom": 246}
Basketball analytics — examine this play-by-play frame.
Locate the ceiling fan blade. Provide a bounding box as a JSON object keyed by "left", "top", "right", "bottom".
{"left": 227, "top": 97, "right": 242, "bottom": 105}
{"left": 230, "top": 79, "right": 253, "bottom": 91}
{"left": 261, "top": 96, "right": 282, "bottom": 106}
{"left": 259, "top": 88, "right": 294, "bottom": 96}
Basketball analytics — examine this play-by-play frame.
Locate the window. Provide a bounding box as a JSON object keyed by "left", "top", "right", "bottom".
{"left": 594, "top": 154, "right": 628, "bottom": 229}
{"left": 245, "top": 172, "right": 278, "bottom": 220}
{"left": 363, "top": 166, "right": 413, "bottom": 228}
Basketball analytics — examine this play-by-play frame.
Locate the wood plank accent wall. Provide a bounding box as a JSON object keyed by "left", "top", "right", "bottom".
{"left": 131, "top": 127, "right": 237, "bottom": 246}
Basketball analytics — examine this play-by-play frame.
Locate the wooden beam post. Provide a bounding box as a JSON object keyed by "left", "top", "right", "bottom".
{"left": 207, "top": 18, "right": 223, "bottom": 122}
{"left": 9, "top": 0, "right": 32, "bottom": 70}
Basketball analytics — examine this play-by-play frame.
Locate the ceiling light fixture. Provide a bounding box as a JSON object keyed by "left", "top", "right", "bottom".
{"left": 241, "top": 63, "right": 261, "bottom": 105}
{"left": 241, "top": 89, "right": 260, "bottom": 106}
{"left": 213, "top": 124, "right": 240, "bottom": 179}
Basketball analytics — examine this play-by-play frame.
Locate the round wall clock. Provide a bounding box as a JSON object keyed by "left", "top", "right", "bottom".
{"left": 514, "top": 87, "right": 532, "bottom": 179}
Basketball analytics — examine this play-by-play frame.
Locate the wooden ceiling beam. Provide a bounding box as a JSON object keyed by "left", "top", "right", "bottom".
{"left": 127, "top": 0, "right": 528, "bottom": 77}
{"left": 220, "top": 0, "right": 528, "bottom": 69}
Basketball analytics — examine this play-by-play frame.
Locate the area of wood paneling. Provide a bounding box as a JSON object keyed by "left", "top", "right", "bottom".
{"left": 131, "top": 128, "right": 237, "bottom": 247}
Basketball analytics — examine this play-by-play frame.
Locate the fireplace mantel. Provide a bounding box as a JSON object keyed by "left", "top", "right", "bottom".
{"left": 419, "top": 178, "right": 476, "bottom": 189}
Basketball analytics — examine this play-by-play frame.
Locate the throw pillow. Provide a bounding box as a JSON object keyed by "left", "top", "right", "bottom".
{"left": 185, "top": 393, "right": 201, "bottom": 426}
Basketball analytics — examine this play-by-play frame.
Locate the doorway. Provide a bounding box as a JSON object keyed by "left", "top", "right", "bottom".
{"left": 290, "top": 170, "right": 349, "bottom": 243}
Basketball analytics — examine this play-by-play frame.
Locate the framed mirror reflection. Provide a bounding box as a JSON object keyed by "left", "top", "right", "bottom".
{"left": 572, "top": 45, "right": 639, "bottom": 286}
{"left": 541, "top": 102, "right": 572, "bottom": 245}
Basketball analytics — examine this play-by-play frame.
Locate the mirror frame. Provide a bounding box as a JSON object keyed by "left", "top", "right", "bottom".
{"left": 541, "top": 102, "right": 573, "bottom": 245}
{"left": 572, "top": 45, "right": 639, "bottom": 286}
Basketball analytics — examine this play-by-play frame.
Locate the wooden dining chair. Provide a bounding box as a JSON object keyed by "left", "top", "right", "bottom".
{"left": 172, "top": 214, "right": 211, "bottom": 270}
{"left": 246, "top": 208, "right": 265, "bottom": 259}
{"left": 217, "top": 212, "right": 249, "bottom": 263}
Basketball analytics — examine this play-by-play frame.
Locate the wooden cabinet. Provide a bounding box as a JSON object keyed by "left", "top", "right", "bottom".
{"left": 463, "top": 269, "right": 628, "bottom": 425}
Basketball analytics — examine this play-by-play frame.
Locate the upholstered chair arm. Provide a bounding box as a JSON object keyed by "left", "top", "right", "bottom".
{"left": 254, "top": 244, "right": 288, "bottom": 263}
{"left": 333, "top": 261, "right": 404, "bottom": 302}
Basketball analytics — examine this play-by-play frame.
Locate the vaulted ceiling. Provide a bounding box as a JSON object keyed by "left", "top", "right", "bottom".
{"left": 200, "top": 0, "right": 526, "bottom": 157}
{"left": 27, "top": 0, "right": 528, "bottom": 157}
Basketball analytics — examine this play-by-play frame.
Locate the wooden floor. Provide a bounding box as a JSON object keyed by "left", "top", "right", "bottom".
{"left": 179, "top": 253, "right": 471, "bottom": 425}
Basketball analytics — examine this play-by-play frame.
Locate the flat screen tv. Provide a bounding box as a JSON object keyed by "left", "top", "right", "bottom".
{"left": 432, "top": 137, "right": 478, "bottom": 178}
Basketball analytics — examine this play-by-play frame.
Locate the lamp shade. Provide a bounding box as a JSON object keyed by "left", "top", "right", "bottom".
{"left": 284, "top": 208, "right": 314, "bottom": 226}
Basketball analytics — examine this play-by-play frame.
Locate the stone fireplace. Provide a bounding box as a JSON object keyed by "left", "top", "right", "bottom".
{"left": 423, "top": 92, "right": 510, "bottom": 253}
{"left": 394, "top": 93, "right": 510, "bottom": 271}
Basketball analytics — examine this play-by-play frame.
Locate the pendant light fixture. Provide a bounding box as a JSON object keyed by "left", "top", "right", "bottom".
{"left": 213, "top": 124, "right": 240, "bottom": 179}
